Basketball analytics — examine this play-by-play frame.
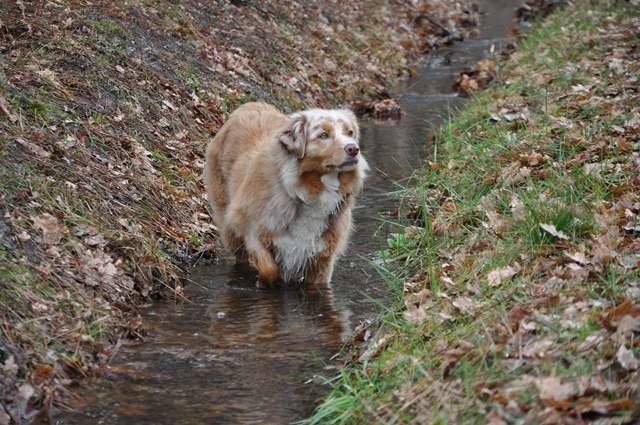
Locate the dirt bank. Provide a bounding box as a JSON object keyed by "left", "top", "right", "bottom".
{"left": 0, "top": 0, "right": 479, "bottom": 422}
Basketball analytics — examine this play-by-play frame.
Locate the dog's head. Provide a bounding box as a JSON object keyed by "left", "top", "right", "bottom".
{"left": 279, "top": 108, "right": 362, "bottom": 173}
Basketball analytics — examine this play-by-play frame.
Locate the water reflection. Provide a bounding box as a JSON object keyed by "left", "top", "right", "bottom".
{"left": 61, "top": 263, "right": 352, "bottom": 424}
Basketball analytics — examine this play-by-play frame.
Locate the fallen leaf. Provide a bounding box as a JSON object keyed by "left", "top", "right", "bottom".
{"left": 487, "top": 263, "right": 521, "bottom": 286}
{"left": 33, "top": 213, "right": 64, "bottom": 245}
{"left": 485, "top": 410, "right": 507, "bottom": 425}
{"left": 404, "top": 300, "right": 434, "bottom": 325}
{"left": 403, "top": 225, "right": 421, "bottom": 240}
{"left": 617, "top": 315, "right": 640, "bottom": 335}
{"left": 2, "top": 356, "right": 18, "bottom": 378}
{"left": 539, "top": 223, "right": 569, "bottom": 240}
{"left": 616, "top": 345, "right": 638, "bottom": 370}
{"left": 510, "top": 195, "right": 526, "bottom": 220}
{"left": 359, "top": 333, "right": 392, "bottom": 362}
{"left": 604, "top": 299, "right": 640, "bottom": 326}
{"left": 575, "top": 398, "right": 636, "bottom": 415}
{"left": 452, "top": 296, "right": 475, "bottom": 314}
{"left": 535, "top": 376, "right": 577, "bottom": 402}
{"left": 484, "top": 210, "right": 508, "bottom": 233}
{"left": 522, "top": 337, "right": 556, "bottom": 358}
{"left": 17, "top": 383, "right": 35, "bottom": 420}
{"left": 500, "top": 162, "right": 531, "bottom": 186}
{"left": 619, "top": 254, "right": 640, "bottom": 270}
{"left": 15, "top": 138, "right": 51, "bottom": 158}
{"left": 0, "top": 94, "right": 17, "bottom": 123}
{"left": 162, "top": 99, "right": 177, "bottom": 110}
{"left": 571, "top": 84, "right": 590, "bottom": 94}
{"left": 565, "top": 251, "right": 589, "bottom": 265}
{"left": 0, "top": 406, "right": 9, "bottom": 425}
{"left": 17, "top": 231, "right": 31, "bottom": 241}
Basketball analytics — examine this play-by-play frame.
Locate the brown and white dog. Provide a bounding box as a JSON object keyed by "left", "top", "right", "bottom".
{"left": 204, "top": 102, "right": 367, "bottom": 287}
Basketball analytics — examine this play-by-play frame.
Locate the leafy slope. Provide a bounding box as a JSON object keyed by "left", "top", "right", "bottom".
{"left": 307, "top": 2, "right": 640, "bottom": 424}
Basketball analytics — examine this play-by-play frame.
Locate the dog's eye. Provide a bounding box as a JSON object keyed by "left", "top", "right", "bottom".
{"left": 347, "top": 129, "right": 354, "bottom": 137}
{"left": 319, "top": 132, "right": 330, "bottom": 139}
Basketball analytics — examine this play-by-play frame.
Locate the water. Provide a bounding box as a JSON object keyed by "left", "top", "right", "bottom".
{"left": 59, "top": 1, "right": 519, "bottom": 423}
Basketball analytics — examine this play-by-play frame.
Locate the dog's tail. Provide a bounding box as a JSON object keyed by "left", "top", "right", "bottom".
{"left": 203, "top": 127, "right": 229, "bottom": 229}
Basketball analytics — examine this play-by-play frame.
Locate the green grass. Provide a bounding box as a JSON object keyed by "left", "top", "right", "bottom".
{"left": 305, "top": 2, "right": 640, "bottom": 424}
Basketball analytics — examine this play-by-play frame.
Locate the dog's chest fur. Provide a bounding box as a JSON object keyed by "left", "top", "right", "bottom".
{"left": 271, "top": 173, "right": 342, "bottom": 281}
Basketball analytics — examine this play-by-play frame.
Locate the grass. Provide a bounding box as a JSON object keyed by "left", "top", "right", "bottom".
{"left": 305, "top": 2, "right": 640, "bottom": 424}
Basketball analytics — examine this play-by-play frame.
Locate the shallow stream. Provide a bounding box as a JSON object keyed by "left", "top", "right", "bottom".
{"left": 59, "top": 2, "right": 518, "bottom": 423}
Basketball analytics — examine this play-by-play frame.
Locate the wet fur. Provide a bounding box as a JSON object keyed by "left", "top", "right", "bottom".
{"left": 204, "top": 102, "right": 367, "bottom": 286}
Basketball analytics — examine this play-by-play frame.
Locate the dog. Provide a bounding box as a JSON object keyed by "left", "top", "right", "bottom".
{"left": 204, "top": 102, "right": 367, "bottom": 287}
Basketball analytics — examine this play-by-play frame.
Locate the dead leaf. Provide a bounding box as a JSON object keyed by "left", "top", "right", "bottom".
{"left": 372, "top": 98, "right": 403, "bottom": 120}
{"left": 619, "top": 254, "right": 640, "bottom": 270}
{"left": 16, "top": 383, "right": 35, "bottom": 420}
{"left": 575, "top": 398, "right": 636, "bottom": 415}
{"left": 2, "top": 356, "right": 18, "bottom": 378}
{"left": 15, "top": 138, "right": 51, "bottom": 158}
{"left": 452, "top": 296, "right": 475, "bottom": 314}
{"left": 403, "top": 225, "right": 421, "bottom": 240}
{"left": 17, "top": 231, "right": 31, "bottom": 241}
{"left": 131, "top": 142, "right": 156, "bottom": 174}
{"left": 162, "top": 99, "right": 177, "bottom": 110}
{"left": 565, "top": 251, "right": 589, "bottom": 265}
{"left": 404, "top": 300, "right": 434, "bottom": 325}
{"left": 617, "top": 315, "right": 640, "bottom": 335}
{"left": 359, "top": 333, "right": 392, "bottom": 362}
{"left": 0, "top": 94, "right": 17, "bottom": 123}
{"left": 539, "top": 223, "right": 569, "bottom": 240}
{"left": 484, "top": 210, "right": 509, "bottom": 234}
{"left": 536, "top": 376, "right": 577, "bottom": 402}
{"left": 510, "top": 195, "right": 526, "bottom": 220}
{"left": 0, "top": 406, "right": 9, "bottom": 425}
{"left": 500, "top": 162, "right": 531, "bottom": 186}
{"left": 404, "top": 288, "right": 432, "bottom": 309}
{"left": 85, "top": 234, "right": 107, "bottom": 247}
{"left": 487, "top": 263, "right": 521, "bottom": 286}
{"left": 616, "top": 345, "right": 638, "bottom": 370}
{"left": 604, "top": 299, "right": 640, "bottom": 327}
{"left": 491, "top": 111, "right": 528, "bottom": 122}
{"left": 33, "top": 213, "right": 64, "bottom": 245}
{"left": 485, "top": 410, "right": 507, "bottom": 425}
{"left": 522, "top": 337, "right": 556, "bottom": 358}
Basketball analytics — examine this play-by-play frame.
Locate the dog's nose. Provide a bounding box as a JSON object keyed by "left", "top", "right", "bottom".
{"left": 344, "top": 143, "right": 359, "bottom": 157}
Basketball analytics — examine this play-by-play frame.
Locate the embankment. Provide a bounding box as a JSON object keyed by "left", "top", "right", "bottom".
{"left": 307, "top": 1, "right": 640, "bottom": 423}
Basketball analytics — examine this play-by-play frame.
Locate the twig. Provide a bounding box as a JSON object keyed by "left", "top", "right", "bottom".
{"left": 415, "top": 13, "right": 451, "bottom": 37}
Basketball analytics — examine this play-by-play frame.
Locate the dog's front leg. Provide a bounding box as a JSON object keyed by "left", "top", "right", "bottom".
{"left": 305, "top": 202, "right": 353, "bottom": 285}
{"left": 305, "top": 254, "right": 336, "bottom": 285}
{"left": 245, "top": 231, "right": 280, "bottom": 288}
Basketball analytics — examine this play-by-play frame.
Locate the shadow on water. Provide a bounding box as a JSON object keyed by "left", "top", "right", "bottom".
{"left": 58, "top": 1, "right": 520, "bottom": 423}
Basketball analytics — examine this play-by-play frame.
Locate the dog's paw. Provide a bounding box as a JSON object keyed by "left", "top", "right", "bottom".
{"left": 255, "top": 278, "right": 268, "bottom": 289}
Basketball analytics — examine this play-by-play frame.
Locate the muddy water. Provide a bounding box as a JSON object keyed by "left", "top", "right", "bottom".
{"left": 59, "top": 2, "right": 518, "bottom": 424}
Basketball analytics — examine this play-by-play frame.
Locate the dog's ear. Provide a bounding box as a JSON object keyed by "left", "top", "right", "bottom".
{"left": 279, "top": 112, "right": 308, "bottom": 159}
